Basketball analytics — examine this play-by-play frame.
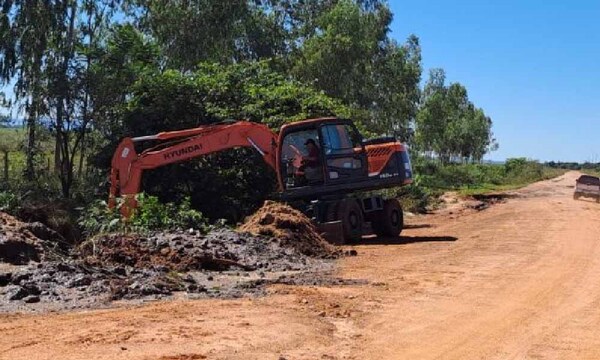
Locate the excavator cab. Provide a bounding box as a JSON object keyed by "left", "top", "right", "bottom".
{"left": 319, "top": 122, "right": 367, "bottom": 184}
{"left": 277, "top": 118, "right": 411, "bottom": 201}
{"left": 279, "top": 119, "right": 369, "bottom": 196}
{"left": 280, "top": 128, "right": 324, "bottom": 188}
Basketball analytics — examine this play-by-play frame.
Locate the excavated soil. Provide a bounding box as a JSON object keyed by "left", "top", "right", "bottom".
{"left": 0, "top": 212, "right": 67, "bottom": 265}
{"left": 239, "top": 200, "right": 340, "bottom": 258}
{"left": 0, "top": 202, "right": 354, "bottom": 312}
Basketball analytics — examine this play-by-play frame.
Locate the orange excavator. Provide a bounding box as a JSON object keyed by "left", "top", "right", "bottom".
{"left": 109, "top": 117, "right": 413, "bottom": 243}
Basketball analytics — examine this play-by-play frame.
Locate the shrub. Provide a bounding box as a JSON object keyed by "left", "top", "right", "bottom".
{"left": 0, "top": 191, "right": 18, "bottom": 214}
{"left": 78, "top": 194, "right": 209, "bottom": 236}
{"left": 394, "top": 158, "right": 564, "bottom": 213}
{"left": 396, "top": 184, "right": 438, "bottom": 214}
{"left": 131, "top": 193, "right": 206, "bottom": 231}
{"left": 504, "top": 158, "right": 545, "bottom": 184}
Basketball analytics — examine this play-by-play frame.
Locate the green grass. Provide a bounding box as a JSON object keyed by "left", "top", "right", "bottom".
{"left": 0, "top": 126, "right": 24, "bottom": 134}
{"left": 0, "top": 126, "right": 87, "bottom": 188}
{"left": 457, "top": 183, "right": 527, "bottom": 196}
{"left": 396, "top": 160, "right": 570, "bottom": 213}
{"left": 456, "top": 167, "right": 567, "bottom": 196}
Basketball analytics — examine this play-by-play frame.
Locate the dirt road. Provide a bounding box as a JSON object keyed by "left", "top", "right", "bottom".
{"left": 2, "top": 171, "right": 600, "bottom": 360}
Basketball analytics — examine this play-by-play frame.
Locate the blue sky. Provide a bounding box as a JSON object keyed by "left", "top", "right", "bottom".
{"left": 389, "top": 0, "right": 600, "bottom": 162}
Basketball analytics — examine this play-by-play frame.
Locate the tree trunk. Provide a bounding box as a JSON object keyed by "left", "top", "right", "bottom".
{"left": 56, "top": 83, "right": 67, "bottom": 196}
{"left": 3, "top": 150, "right": 8, "bottom": 187}
{"left": 78, "top": 88, "right": 89, "bottom": 178}
{"left": 57, "top": 0, "right": 77, "bottom": 199}
{"left": 54, "top": 132, "right": 62, "bottom": 173}
{"left": 25, "top": 111, "right": 36, "bottom": 180}
{"left": 77, "top": 130, "right": 85, "bottom": 177}
{"left": 61, "top": 158, "right": 72, "bottom": 198}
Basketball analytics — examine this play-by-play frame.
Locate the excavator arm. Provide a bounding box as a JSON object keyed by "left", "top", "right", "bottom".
{"left": 109, "top": 121, "right": 278, "bottom": 215}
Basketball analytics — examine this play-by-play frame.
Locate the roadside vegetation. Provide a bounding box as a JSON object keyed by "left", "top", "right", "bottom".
{"left": 546, "top": 162, "right": 600, "bottom": 177}
{"left": 393, "top": 157, "right": 567, "bottom": 213}
{"left": 0, "top": 1, "right": 573, "bottom": 240}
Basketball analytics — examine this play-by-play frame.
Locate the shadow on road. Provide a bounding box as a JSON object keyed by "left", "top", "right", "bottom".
{"left": 471, "top": 193, "right": 519, "bottom": 202}
{"left": 403, "top": 224, "right": 433, "bottom": 229}
{"left": 355, "top": 235, "right": 458, "bottom": 246}
{"left": 574, "top": 198, "right": 600, "bottom": 204}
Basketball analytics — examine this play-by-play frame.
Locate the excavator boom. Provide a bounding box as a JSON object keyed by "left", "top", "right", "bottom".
{"left": 109, "top": 121, "right": 278, "bottom": 214}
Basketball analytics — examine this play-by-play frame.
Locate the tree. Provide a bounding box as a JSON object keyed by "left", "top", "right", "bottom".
{"left": 40, "top": 0, "right": 125, "bottom": 198}
{"left": 1, "top": 0, "right": 131, "bottom": 197}
{"left": 368, "top": 35, "right": 421, "bottom": 139}
{"left": 0, "top": 1, "right": 57, "bottom": 179}
{"left": 290, "top": 1, "right": 421, "bottom": 138}
{"left": 125, "top": 0, "right": 295, "bottom": 69}
{"left": 235, "top": 2, "right": 288, "bottom": 61}
{"left": 292, "top": 0, "right": 390, "bottom": 106}
{"left": 266, "top": 0, "right": 383, "bottom": 42}
{"left": 415, "top": 68, "right": 448, "bottom": 158}
{"left": 416, "top": 68, "right": 496, "bottom": 163}
{"left": 44, "top": 0, "right": 81, "bottom": 197}
{"left": 88, "top": 23, "right": 160, "bottom": 141}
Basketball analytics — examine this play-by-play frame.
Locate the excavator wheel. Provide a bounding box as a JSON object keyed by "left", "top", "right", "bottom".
{"left": 372, "top": 199, "right": 403, "bottom": 237}
{"left": 337, "top": 199, "right": 364, "bottom": 243}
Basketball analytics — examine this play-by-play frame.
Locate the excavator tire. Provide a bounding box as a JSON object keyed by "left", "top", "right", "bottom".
{"left": 337, "top": 199, "right": 363, "bottom": 243}
{"left": 372, "top": 199, "right": 403, "bottom": 237}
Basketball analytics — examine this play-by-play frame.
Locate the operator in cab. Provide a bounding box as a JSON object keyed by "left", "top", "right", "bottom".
{"left": 301, "top": 138, "right": 322, "bottom": 183}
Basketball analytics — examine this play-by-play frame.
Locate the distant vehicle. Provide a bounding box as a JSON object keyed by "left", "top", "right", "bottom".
{"left": 574, "top": 175, "right": 600, "bottom": 202}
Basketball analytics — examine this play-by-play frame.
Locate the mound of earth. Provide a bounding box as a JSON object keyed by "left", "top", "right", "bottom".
{"left": 0, "top": 212, "right": 66, "bottom": 265}
{"left": 80, "top": 228, "right": 322, "bottom": 272}
{"left": 0, "top": 204, "right": 349, "bottom": 312}
{"left": 238, "top": 201, "right": 339, "bottom": 258}
{"left": 0, "top": 260, "right": 202, "bottom": 307}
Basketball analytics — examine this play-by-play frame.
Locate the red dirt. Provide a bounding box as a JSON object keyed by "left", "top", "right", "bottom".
{"left": 0, "top": 213, "right": 45, "bottom": 264}
{"left": 8, "top": 173, "right": 600, "bottom": 359}
{"left": 238, "top": 200, "right": 339, "bottom": 258}
{"left": 80, "top": 234, "right": 200, "bottom": 271}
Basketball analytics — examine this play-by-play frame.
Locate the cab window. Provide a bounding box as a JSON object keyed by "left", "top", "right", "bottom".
{"left": 321, "top": 124, "right": 361, "bottom": 155}
{"left": 281, "top": 129, "right": 319, "bottom": 161}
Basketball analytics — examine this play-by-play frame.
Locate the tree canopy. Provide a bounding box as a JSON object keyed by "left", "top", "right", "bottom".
{"left": 416, "top": 69, "right": 497, "bottom": 163}
{"left": 0, "top": 0, "right": 497, "bottom": 219}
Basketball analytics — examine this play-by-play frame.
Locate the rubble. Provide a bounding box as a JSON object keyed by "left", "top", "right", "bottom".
{"left": 0, "top": 204, "right": 353, "bottom": 312}
{"left": 80, "top": 228, "right": 328, "bottom": 272}
{"left": 0, "top": 212, "right": 66, "bottom": 264}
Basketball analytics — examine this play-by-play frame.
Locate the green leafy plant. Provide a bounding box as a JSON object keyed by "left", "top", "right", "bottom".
{"left": 0, "top": 191, "right": 19, "bottom": 214}
{"left": 77, "top": 199, "right": 123, "bottom": 236}
{"left": 131, "top": 193, "right": 207, "bottom": 231}
{"left": 77, "top": 194, "right": 209, "bottom": 236}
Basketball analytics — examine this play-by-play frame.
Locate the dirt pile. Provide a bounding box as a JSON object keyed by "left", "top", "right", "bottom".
{"left": 0, "top": 212, "right": 66, "bottom": 264}
{"left": 238, "top": 201, "right": 339, "bottom": 258}
{"left": 1, "top": 226, "right": 342, "bottom": 311}
{"left": 0, "top": 260, "right": 200, "bottom": 308}
{"left": 81, "top": 228, "right": 323, "bottom": 272}
{"left": 0, "top": 203, "right": 351, "bottom": 312}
